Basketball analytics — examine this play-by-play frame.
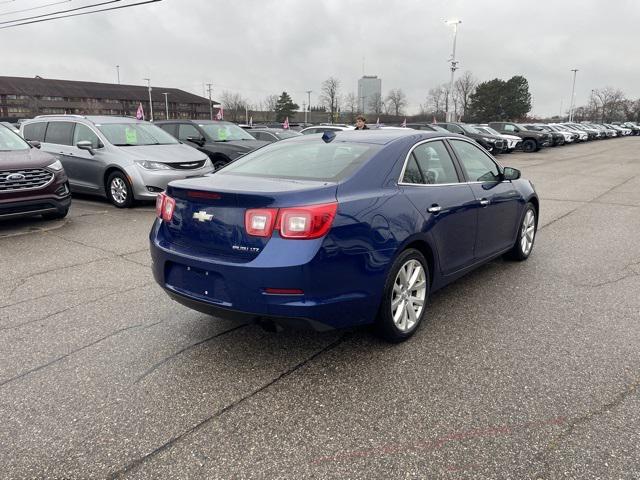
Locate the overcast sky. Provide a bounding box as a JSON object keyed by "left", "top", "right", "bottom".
{"left": 3, "top": 0, "right": 639, "bottom": 117}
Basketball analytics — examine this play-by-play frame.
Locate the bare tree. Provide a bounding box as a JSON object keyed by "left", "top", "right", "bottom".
{"left": 385, "top": 88, "right": 407, "bottom": 116}
{"left": 263, "top": 94, "right": 279, "bottom": 122}
{"left": 454, "top": 71, "right": 477, "bottom": 120}
{"left": 344, "top": 92, "right": 358, "bottom": 123}
{"left": 368, "top": 92, "right": 384, "bottom": 116}
{"left": 592, "top": 87, "right": 626, "bottom": 122}
{"left": 427, "top": 85, "right": 447, "bottom": 117}
{"left": 220, "top": 91, "right": 249, "bottom": 122}
{"left": 320, "top": 77, "right": 341, "bottom": 123}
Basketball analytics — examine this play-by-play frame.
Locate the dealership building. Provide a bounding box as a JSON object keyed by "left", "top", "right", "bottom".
{"left": 0, "top": 76, "right": 217, "bottom": 122}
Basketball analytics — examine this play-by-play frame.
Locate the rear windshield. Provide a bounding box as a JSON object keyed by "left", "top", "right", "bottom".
{"left": 96, "top": 123, "right": 179, "bottom": 146}
{"left": 0, "top": 125, "right": 29, "bottom": 151}
{"left": 219, "top": 140, "right": 381, "bottom": 181}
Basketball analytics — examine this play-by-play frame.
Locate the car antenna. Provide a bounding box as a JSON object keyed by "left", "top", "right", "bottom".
{"left": 322, "top": 131, "right": 336, "bottom": 143}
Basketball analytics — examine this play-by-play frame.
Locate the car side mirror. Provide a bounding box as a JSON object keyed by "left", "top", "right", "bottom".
{"left": 187, "top": 136, "right": 206, "bottom": 147}
{"left": 503, "top": 167, "right": 521, "bottom": 181}
{"left": 77, "top": 140, "right": 95, "bottom": 155}
{"left": 28, "top": 140, "right": 41, "bottom": 149}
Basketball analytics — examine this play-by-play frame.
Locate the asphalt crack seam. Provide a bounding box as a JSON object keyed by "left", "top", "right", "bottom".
{"left": 133, "top": 323, "right": 250, "bottom": 384}
{"left": 576, "top": 259, "right": 640, "bottom": 288}
{"left": 539, "top": 175, "right": 638, "bottom": 232}
{"left": 0, "top": 281, "right": 155, "bottom": 332}
{"left": 108, "top": 333, "right": 349, "bottom": 479}
{"left": 530, "top": 378, "right": 640, "bottom": 477}
{"left": 0, "top": 320, "right": 163, "bottom": 389}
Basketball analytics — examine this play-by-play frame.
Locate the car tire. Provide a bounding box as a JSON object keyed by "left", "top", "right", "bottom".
{"left": 375, "top": 248, "right": 430, "bottom": 343}
{"left": 506, "top": 203, "right": 537, "bottom": 261}
{"left": 106, "top": 171, "right": 134, "bottom": 208}
{"left": 522, "top": 139, "right": 537, "bottom": 153}
{"left": 42, "top": 208, "right": 69, "bottom": 220}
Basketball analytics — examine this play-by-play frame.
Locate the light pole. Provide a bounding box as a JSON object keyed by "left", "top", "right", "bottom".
{"left": 306, "top": 90, "right": 312, "bottom": 124}
{"left": 144, "top": 78, "right": 153, "bottom": 121}
{"left": 116, "top": 65, "right": 120, "bottom": 85}
{"left": 206, "top": 83, "right": 213, "bottom": 121}
{"left": 162, "top": 92, "right": 169, "bottom": 119}
{"left": 445, "top": 19, "right": 462, "bottom": 122}
{"left": 568, "top": 69, "right": 578, "bottom": 122}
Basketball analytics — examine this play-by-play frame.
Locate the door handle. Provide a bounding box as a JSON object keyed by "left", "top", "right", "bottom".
{"left": 427, "top": 205, "right": 442, "bottom": 214}
{"left": 479, "top": 199, "right": 490, "bottom": 206}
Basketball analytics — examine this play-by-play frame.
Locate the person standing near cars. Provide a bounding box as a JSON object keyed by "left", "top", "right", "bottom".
{"left": 355, "top": 115, "right": 369, "bottom": 130}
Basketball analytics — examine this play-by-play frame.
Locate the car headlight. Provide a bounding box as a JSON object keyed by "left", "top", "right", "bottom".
{"left": 135, "top": 160, "right": 172, "bottom": 170}
{"left": 483, "top": 137, "right": 496, "bottom": 143}
{"left": 47, "top": 160, "right": 64, "bottom": 171}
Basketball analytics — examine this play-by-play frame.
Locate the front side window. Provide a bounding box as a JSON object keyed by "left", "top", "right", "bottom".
{"left": 96, "top": 123, "right": 179, "bottom": 146}
{"left": 44, "top": 122, "right": 74, "bottom": 146}
{"left": 450, "top": 140, "right": 500, "bottom": 182}
{"left": 0, "top": 125, "right": 30, "bottom": 151}
{"left": 221, "top": 140, "right": 380, "bottom": 182}
{"left": 444, "top": 124, "right": 464, "bottom": 134}
{"left": 73, "top": 123, "right": 101, "bottom": 149}
{"left": 23, "top": 122, "right": 47, "bottom": 142}
{"left": 411, "top": 141, "right": 459, "bottom": 184}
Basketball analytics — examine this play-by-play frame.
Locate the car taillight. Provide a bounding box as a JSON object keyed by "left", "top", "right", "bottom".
{"left": 278, "top": 202, "right": 337, "bottom": 239}
{"left": 156, "top": 192, "right": 176, "bottom": 222}
{"left": 245, "top": 208, "right": 278, "bottom": 237}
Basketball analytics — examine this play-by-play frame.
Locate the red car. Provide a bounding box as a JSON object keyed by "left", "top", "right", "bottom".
{"left": 0, "top": 124, "right": 71, "bottom": 220}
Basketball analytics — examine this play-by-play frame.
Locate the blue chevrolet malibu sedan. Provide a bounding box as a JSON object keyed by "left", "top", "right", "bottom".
{"left": 150, "top": 130, "right": 538, "bottom": 342}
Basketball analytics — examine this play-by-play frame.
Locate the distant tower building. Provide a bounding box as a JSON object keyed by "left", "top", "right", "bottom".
{"left": 357, "top": 75, "right": 382, "bottom": 115}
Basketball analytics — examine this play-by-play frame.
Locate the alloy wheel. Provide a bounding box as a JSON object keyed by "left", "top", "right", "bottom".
{"left": 391, "top": 259, "right": 427, "bottom": 333}
{"left": 110, "top": 177, "right": 128, "bottom": 205}
{"left": 520, "top": 209, "right": 536, "bottom": 256}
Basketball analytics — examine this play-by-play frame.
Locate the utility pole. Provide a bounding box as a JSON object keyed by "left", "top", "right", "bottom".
{"left": 303, "top": 102, "right": 307, "bottom": 124}
{"left": 206, "top": 83, "right": 213, "bottom": 121}
{"left": 559, "top": 98, "right": 563, "bottom": 120}
{"left": 162, "top": 92, "right": 169, "bottom": 119}
{"left": 568, "top": 69, "right": 578, "bottom": 122}
{"left": 144, "top": 78, "right": 153, "bottom": 121}
{"left": 116, "top": 65, "right": 120, "bottom": 85}
{"left": 445, "top": 19, "right": 462, "bottom": 123}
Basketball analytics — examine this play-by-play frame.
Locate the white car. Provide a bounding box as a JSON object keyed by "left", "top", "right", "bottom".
{"left": 550, "top": 124, "right": 588, "bottom": 142}
{"left": 540, "top": 124, "right": 574, "bottom": 143}
{"left": 474, "top": 125, "right": 522, "bottom": 152}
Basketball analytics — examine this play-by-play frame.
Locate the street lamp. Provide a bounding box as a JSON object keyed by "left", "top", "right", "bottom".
{"left": 143, "top": 78, "right": 153, "bottom": 121}
{"left": 162, "top": 92, "right": 169, "bottom": 119}
{"left": 568, "top": 69, "right": 578, "bottom": 122}
{"left": 116, "top": 65, "right": 120, "bottom": 85}
{"left": 305, "top": 90, "right": 312, "bottom": 124}
{"left": 444, "top": 19, "right": 462, "bottom": 122}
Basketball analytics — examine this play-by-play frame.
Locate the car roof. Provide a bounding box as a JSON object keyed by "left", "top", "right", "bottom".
{"left": 251, "top": 128, "right": 297, "bottom": 133}
{"left": 155, "top": 119, "right": 234, "bottom": 125}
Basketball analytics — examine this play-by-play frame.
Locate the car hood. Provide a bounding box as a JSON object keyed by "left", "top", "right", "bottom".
{"left": 204, "top": 139, "right": 269, "bottom": 152}
{"left": 0, "top": 148, "right": 57, "bottom": 170}
{"left": 500, "top": 134, "right": 522, "bottom": 141}
{"left": 116, "top": 143, "right": 208, "bottom": 163}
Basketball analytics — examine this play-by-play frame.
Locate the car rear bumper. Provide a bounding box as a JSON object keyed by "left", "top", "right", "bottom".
{"left": 149, "top": 220, "right": 384, "bottom": 330}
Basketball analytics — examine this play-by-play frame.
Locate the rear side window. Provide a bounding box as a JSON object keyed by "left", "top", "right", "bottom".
{"left": 73, "top": 123, "right": 101, "bottom": 149}
{"left": 158, "top": 123, "right": 177, "bottom": 137}
{"left": 412, "top": 141, "right": 459, "bottom": 184}
{"left": 221, "top": 141, "right": 381, "bottom": 181}
{"left": 23, "top": 122, "right": 47, "bottom": 142}
{"left": 44, "top": 122, "right": 74, "bottom": 145}
{"left": 450, "top": 140, "right": 500, "bottom": 182}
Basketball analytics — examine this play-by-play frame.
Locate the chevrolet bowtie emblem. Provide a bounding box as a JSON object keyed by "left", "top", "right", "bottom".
{"left": 193, "top": 210, "right": 214, "bottom": 222}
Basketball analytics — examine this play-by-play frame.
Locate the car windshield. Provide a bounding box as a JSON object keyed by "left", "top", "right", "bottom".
{"left": 0, "top": 125, "right": 30, "bottom": 151}
{"left": 219, "top": 140, "right": 381, "bottom": 182}
{"left": 461, "top": 124, "right": 482, "bottom": 134}
{"left": 97, "top": 123, "right": 178, "bottom": 146}
{"left": 198, "top": 123, "right": 256, "bottom": 141}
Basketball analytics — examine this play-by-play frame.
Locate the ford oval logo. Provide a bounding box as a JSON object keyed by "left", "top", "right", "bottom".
{"left": 6, "top": 173, "right": 25, "bottom": 181}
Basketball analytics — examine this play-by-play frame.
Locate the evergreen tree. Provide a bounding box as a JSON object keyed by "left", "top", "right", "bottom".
{"left": 274, "top": 92, "right": 299, "bottom": 122}
{"left": 466, "top": 76, "right": 532, "bottom": 122}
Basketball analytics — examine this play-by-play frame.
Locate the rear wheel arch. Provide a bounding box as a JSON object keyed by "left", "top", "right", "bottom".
{"left": 402, "top": 239, "right": 436, "bottom": 287}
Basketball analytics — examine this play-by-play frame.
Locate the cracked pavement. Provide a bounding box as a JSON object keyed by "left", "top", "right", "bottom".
{"left": 1, "top": 138, "right": 639, "bottom": 479}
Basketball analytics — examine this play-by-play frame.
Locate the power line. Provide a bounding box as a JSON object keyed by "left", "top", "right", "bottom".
{"left": 0, "top": 0, "right": 161, "bottom": 28}
{"left": 0, "top": 0, "right": 71, "bottom": 18}
{"left": 0, "top": 0, "right": 121, "bottom": 25}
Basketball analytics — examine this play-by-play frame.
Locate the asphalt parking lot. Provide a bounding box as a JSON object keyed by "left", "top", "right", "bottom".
{"left": 1, "top": 137, "right": 639, "bottom": 479}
